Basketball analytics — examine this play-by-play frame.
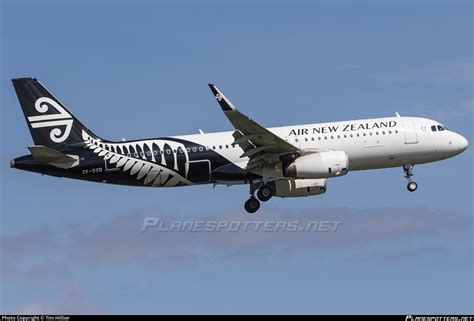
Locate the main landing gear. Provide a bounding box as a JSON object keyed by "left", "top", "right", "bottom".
{"left": 244, "top": 183, "right": 274, "bottom": 213}
{"left": 257, "top": 185, "right": 273, "bottom": 202}
{"left": 403, "top": 165, "right": 418, "bottom": 192}
{"left": 244, "top": 197, "right": 260, "bottom": 214}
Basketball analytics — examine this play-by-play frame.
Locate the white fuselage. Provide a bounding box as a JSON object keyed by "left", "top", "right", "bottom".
{"left": 174, "top": 116, "right": 468, "bottom": 176}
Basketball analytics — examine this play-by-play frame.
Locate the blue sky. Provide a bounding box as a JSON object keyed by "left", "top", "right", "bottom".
{"left": 1, "top": 0, "right": 472, "bottom": 314}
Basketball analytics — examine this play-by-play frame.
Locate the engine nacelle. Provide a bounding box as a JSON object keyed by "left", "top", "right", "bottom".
{"left": 269, "top": 179, "right": 327, "bottom": 198}
{"left": 284, "top": 151, "right": 349, "bottom": 179}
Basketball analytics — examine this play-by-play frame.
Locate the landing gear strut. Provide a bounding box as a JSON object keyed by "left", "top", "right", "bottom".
{"left": 403, "top": 165, "right": 418, "bottom": 192}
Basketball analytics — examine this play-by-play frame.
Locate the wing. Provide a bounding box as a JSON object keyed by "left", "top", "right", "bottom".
{"left": 208, "top": 84, "right": 302, "bottom": 172}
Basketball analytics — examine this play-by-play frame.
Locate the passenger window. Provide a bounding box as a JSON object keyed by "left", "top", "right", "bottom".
{"left": 305, "top": 138, "right": 308, "bottom": 142}
{"left": 311, "top": 137, "right": 314, "bottom": 141}
{"left": 212, "top": 146, "right": 216, "bottom": 150}
{"left": 437, "top": 125, "right": 445, "bottom": 131}
{"left": 431, "top": 125, "right": 437, "bottom": 132}
{"left": 219, "top": 145, "right": 222, "bottom": 149}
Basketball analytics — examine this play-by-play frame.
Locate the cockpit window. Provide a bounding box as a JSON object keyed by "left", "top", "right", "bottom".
{"left": 437, "top": 125, "right": 445, "bottom": 131}
{"left": 431, "top": 125, "right": 437, "bottom": 132}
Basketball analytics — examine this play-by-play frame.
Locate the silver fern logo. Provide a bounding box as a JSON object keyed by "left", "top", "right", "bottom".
{"left": 27, "top": 97, "right": 73, "bottom": 143}
{"left": 83, "top": 131, "right": 191, "bottom": 187}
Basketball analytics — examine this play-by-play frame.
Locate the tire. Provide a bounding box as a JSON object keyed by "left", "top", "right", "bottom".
{"left": 257, "top": 185, "right": 273, "bottom": 202}
{"left": 407, "top": 181, "right": 418, "bottom": 192}
{"left": 244, "top": 197, "right": 260, "bottom": 213}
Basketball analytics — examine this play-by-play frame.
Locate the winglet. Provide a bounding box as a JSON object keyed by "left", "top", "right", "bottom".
{"left": 208, "top": 84, "right": 236, "bottom": 111}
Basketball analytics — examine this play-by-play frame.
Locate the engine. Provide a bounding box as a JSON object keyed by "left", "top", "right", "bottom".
{"left": 283, "top": 151, "right": 349, "bottom": 179}
{"left": 269, "top": 178, "right": 327, "bottom": 198}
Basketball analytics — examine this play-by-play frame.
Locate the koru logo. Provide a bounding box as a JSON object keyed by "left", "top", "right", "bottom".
{"left": 215, "top": 93, "right": 223, "bottom": 102}
{"left": 27, "top": 97, "right": 73, "bottom": 143}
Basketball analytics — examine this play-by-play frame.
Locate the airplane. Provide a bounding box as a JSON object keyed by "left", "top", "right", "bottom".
{"left": 10, "top": 78, "right": 469, "bottom": 213}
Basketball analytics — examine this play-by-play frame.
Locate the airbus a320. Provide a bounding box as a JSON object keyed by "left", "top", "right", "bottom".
{"left": 10, "top": 78, "right": 468, "bottom": 213}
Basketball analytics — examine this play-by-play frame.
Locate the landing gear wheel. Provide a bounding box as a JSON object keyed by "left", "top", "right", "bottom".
{"left": 407, "top": 181, "right": 418, "bottom": 192}
{"left": 257, "top": 185, "right": 273, "bottom": 202}
{"left": 244, "top": 197, "right": 260, "bottom": 214}
{"left": 403, "top": 165, "right": 418, "bottom": 192}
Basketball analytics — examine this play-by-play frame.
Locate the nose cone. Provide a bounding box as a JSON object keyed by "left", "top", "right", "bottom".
{"left": 457, "top": 134, "right": 468, "bottom": 152}
{"left": 453, "top": 133, "right": 468, "bottom": 153}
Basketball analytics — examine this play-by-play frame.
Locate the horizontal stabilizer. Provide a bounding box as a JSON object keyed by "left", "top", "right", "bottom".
{"left": 28, "top": 145, "right": 79, "bottom": 168}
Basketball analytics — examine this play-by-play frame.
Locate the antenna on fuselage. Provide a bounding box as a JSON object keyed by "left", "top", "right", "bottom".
{"left": 395, "top": 112, "right": 401, "bottom": 117}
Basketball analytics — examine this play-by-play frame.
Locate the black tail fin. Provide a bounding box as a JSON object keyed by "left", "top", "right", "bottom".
{"left": 12, "top": 77, "right": 100, "bottom": 150}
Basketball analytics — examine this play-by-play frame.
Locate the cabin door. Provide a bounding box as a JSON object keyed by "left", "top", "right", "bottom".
{"left": 401, "top": 119, "right": 419, "bottom": 144}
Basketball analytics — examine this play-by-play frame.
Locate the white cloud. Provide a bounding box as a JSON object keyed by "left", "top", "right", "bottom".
{"left": 2, "top": 205, "right": 471, "bottom": 313}
{"left": 17, "top": 302, "right": 48, "bottom": 314}
{"left": 433, "top": 61, "right": 474, "bottom": 86}
{"left": 12, "top": 281, "right": 101, "bottom": 315}
{"left": 378, "top": 60, "right": 474, "bottom": 87}
{"left": 3, "top": 205, "right": 470, "bottom": 266}
{"left": 408, "top": 98, "right": 474, "bottom": 120}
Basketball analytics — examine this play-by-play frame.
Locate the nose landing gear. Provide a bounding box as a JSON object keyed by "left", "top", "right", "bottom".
{"left": 403, "top": 165, "right": 418, "bottom": 192}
